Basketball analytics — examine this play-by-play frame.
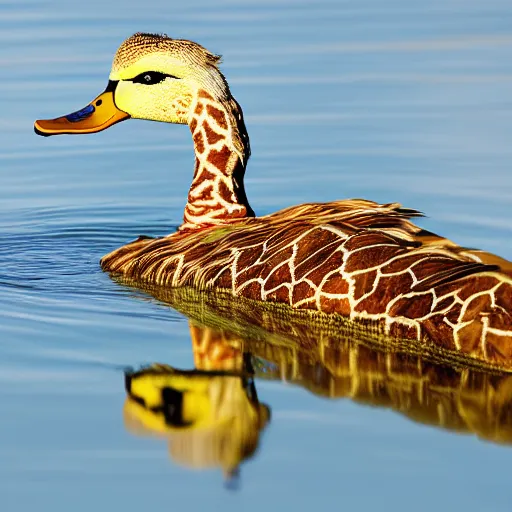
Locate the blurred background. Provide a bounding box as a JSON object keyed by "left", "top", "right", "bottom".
{"left": 1, "top": 1, "right": 511, "bottom": 511}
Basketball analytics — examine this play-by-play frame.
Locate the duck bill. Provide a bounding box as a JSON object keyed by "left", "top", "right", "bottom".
{"left": 34, "top": 81, "right": 130, "bottom": 136}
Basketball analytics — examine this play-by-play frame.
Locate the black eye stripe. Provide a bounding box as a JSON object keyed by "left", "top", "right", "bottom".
{"left": 129, "top": 71, "right": 179, "bottom": 85}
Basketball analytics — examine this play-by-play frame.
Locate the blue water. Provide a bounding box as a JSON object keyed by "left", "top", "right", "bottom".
{"left": 2, "top": 0, "right": 512, "bottom": 510}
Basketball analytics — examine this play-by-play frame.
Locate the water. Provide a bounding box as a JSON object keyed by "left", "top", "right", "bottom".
{"left": 2, "top": 0, "right": 512, "bottom": 510}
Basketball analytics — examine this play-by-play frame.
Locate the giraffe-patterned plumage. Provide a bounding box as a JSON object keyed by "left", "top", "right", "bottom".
{"left": 101, "top": 200, "right": 512, "bottom": 365}
{"left": 34, "top": 33, "right": 512, "bottom": 366}
{"left": 183, "top": 89, "right": 252, "bottom": 229}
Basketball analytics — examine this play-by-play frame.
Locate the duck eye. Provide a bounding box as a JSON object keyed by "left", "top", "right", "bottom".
{"left": 131, "top": 71, "right": 177, "bottom": 85}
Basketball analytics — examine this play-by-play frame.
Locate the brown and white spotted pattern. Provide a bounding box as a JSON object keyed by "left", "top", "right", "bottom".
{"left": 102, "top": 199, "right": 512, "bottom": 366}
{"left": 181, "top": 90, "right": 253, "bottom": 230}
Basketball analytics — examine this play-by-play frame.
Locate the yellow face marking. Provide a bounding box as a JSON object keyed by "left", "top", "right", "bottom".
{"left": 110, "top": 55, "right": 196, "bottom": 124}
{"left": 114, "top": 79, "right": 193, "bottom": 124}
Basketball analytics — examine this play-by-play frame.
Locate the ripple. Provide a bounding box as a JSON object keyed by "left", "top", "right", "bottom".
{"left": 0, "top": 205, "right": 177, "bottom": 301}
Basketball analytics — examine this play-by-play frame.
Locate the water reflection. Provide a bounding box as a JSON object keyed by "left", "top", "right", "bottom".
{"left": 122, "top": 284, "right": 512, "bottom": 480}
{"left": 124, "top": 361, "right": 270, "bottom": 482}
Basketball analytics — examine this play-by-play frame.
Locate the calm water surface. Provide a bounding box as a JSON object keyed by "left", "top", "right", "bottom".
{"left": 2, "top": 0, "right": 512, "bottom": 510}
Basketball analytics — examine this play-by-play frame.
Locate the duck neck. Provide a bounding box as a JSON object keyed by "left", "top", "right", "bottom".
{"left": 180, "top": 90, "right": 254, "bottom": 231}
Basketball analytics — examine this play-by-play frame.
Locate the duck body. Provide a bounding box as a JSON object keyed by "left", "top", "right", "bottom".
{"left": 34, "top": 33, "right": 512, "bottom": 367}
{"left": 101, "top": 198, "right": 512, "bottom": 366}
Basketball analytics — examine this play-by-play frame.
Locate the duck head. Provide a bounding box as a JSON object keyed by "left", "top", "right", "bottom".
{"left": 34, "top": 32, "right": 231, "bottom": 135}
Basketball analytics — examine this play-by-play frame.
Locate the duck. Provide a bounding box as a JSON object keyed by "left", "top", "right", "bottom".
{"left": 34, "top": 32, "right": 512, "bottom": 366}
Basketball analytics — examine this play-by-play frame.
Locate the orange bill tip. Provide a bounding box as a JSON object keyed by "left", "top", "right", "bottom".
{"left": 34, "top": 89, "right": 130, "bottom": 136}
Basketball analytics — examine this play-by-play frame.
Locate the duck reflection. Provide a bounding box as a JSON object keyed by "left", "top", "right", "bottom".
{"left": 123, "top": 331, "right": 270, "bottom": 481}
{"left": 121, "top": 284, "right": 512, "bottom": 480}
